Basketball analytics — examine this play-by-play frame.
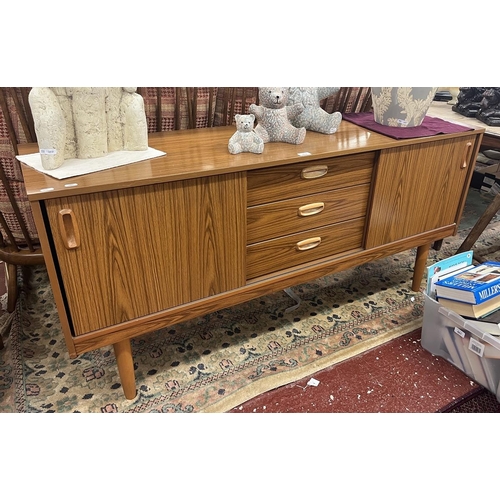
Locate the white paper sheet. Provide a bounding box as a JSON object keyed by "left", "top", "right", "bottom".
{"left": 17, "top": 147, "right": 166, "bottom": 180}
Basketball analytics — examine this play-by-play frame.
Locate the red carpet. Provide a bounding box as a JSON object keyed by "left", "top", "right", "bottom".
{"left": 229, "top": 329, "right": 498, "bottom": 413}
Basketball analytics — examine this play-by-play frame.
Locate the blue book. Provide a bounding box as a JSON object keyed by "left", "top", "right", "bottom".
{"left": 426, "top": 251, "right": 473, "bottom": 298}
{"left": 434, "top": 261, "right": 500, "bottom": 304}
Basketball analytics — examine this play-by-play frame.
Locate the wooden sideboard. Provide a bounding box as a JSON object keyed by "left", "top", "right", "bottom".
{"left": 19, "top": 120, "right": 484, "bottom": 399}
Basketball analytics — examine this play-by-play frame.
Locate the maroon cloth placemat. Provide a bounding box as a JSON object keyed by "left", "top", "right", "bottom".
{"left": 342, "top": 112, "right": 473, "bottom": 139}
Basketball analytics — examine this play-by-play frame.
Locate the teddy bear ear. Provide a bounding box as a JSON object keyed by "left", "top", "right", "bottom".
{"left": 249, "top": 113, "right": 255, "bottom": 119}
{"left": 235, "top": 114, "right": 241, "bottom": 120}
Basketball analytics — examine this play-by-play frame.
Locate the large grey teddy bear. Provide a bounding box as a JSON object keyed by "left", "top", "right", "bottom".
{"left": 288, "top": 87, "right": 342, "bottom": 134}
{"left": 249, "top": 87, "right": 306, "bottom": 145}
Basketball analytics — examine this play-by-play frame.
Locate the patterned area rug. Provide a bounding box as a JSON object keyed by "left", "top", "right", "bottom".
{"left": 1, "top": 188, "right": 499, "bottom": 413}
{"left": 443, "top": 388, "right": 500, "bottom": 412}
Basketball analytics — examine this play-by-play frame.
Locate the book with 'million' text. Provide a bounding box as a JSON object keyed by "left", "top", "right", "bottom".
{"left": 437, "top": 295, "right": 500, "bottom": 319}
{"left": 434, "top": 261, "right": 500, "bottom": 304}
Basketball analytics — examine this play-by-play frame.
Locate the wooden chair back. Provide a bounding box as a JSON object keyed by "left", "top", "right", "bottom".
{"left": 0, "top": 87, "right": 44, "bottom": 318}
{"left": 322, "top": 87, "right": 373, "bottom": 114}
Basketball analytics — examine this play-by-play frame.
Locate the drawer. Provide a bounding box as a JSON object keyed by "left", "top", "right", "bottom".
{"left": 247, "top": 184, "right": 370, "bottom": 244}
{"left": 247, "top": 151, "right": 375, "bottom": 206}
{"left": 247, "top": 218, "right": 365, "bottom": 280}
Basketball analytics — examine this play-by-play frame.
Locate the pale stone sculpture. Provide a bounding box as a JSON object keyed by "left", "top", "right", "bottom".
{"left": 29, "top": 87, "right": 148, "bottom": 170}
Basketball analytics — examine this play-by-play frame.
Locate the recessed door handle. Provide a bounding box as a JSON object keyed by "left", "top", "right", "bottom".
{"left": 58, "top": 208, "right": 81, "bottom": 249}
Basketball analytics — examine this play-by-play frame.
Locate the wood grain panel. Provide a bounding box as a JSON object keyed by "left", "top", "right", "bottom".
{"left": 365, "top": 135, "right": 478, "bottom": 248}
{"left": 247, "top": 218, "right": 365, "bottom": 279}
{"left": 247, "top": 184, "right": 370, "bottom": 244}
{"left": 44, "top": 173, "right": 246, "bottom": 335}
{"left": 247, "top": 152, "right": 375, "bottom": 206}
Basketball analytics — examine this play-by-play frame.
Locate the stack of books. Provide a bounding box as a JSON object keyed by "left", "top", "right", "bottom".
{"left": 433, "top": 259, "right": 500, "bottom": 335}
{"left": 424, "top": 253, "right": 500, "bottom": 395}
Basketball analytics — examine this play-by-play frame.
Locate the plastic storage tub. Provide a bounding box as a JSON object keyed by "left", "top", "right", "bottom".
{"left": 421, "top": 292, "right": 500, "bottom": 401}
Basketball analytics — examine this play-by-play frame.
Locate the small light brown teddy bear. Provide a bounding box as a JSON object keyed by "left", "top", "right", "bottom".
{"left": 228, "top": 114, "right": 265, "bottom": 154}
{"left": 249, "top": 87, "right": 306, "bottom": 145}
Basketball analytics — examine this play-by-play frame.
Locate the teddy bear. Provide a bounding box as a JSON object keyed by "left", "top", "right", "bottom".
{"left": 249, "top": 87, "right": 306, "bottom": 145}
{"left": 288, "top": 87, "right": 342, "bottom": 134}
{"left": 228, "top": 114, "right": 264, "bottom": 154}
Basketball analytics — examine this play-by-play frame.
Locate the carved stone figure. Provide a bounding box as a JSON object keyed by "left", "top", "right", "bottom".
{"left": 29, "top": 87, "right": 148, "bottom": 170}
{"left": 476, "top": 88, "right": 500, "bottom": 126}
{"left": 452, "top": 87, "right": 488, "bottom": 117}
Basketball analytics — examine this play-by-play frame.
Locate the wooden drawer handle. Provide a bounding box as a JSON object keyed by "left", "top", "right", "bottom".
{"left": 58, "top": 208, "right": 81, "bottom": 249}
{"left": 296, "top": 237, "right": 322, "bottom": 251}
{"left": 298, "top": 202, "right": 325, "bottom": 217}
{"left": 301, "top": 165, "right": 328, "bottom": 179}
{"left": 461, "top": 141, "right": 472, "bottom": 169}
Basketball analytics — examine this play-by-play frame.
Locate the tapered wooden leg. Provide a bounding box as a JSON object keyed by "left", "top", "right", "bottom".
{"left": 113, "top": 339, "right": 137, "bottom": 400}
{"left": 432, "top": 239, "right": 443, "bottom": 251}
{"left": 6, "top": 263, "right": 18, "bottom": 313}
{"left": 456, "top": 192, "right": 500, "bottom": 254}
{"left": 412, "top": 244, "right": 430, "bottom": 292}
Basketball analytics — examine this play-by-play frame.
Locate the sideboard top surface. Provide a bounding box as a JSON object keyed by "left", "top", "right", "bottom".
{"left": 20, "top": 120, "right": 484, "bottom": 201}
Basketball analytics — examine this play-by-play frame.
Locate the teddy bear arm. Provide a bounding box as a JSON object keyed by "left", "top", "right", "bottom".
{"left": 286, "top": 102, "right": 305, "bottom": 120}
{"left": 249, "top": 103, "right": 264, "bottom": 119}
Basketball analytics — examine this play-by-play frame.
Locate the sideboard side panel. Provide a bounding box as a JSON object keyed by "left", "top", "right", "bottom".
{"left": 365, "top": 135, "right": 478, "bottom": 248}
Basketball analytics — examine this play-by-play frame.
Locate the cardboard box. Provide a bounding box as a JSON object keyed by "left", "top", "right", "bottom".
{"left": 421, "top": 292, "right": 500, "bottom": 401}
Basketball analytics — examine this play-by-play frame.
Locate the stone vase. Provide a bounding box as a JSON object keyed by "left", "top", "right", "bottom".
{"left": 371, "top": 87, "right": 438, "bottom": 127}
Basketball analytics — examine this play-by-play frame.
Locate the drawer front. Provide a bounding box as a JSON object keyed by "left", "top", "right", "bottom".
{"left": 247, "top": 151, "right": 375, "bottom": 206}
{"left": 247, "top": 184, "right": 370, "bottom": 244}
{"left": 247, "top": 218, "right": 365, "bottom": 280}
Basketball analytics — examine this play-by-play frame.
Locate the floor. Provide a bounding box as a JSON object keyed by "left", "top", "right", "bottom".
{"left": 3, "top": 260, "right": 494, "bottom": 414}
{"left": 5, "top": 260, "right": 486, "bottom": 413}
{"left": 228, "top": 329, "right": 483, "bottom": 413}
{"left": 0, "top": 257, "right": 498, "bottom": 414}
